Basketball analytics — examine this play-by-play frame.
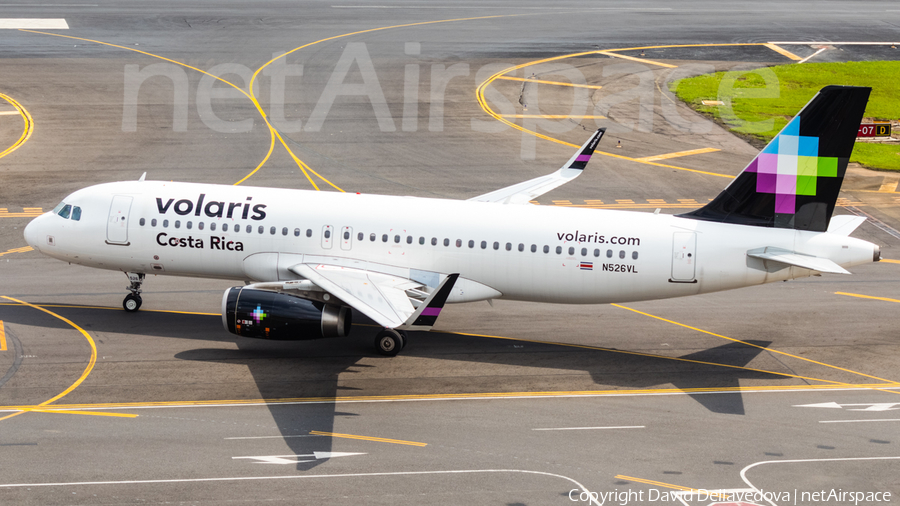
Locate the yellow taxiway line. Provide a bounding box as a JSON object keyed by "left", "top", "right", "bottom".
{"left": 495, "top": 75, "right": 604, "bottom": 90}
{"left": 0, "top": 320, "right": 5, "bottom": 351}
{"left": 633, "top": 147, "right": 720, "bottom": 162}
{"left": 615, "top": 475, "right": 728, "bottom": 499}
{"left": 597, "top": 50, "right": 678, "bottom": 68}
{"left": 501, "top": 114, "right": 607, "bottom": 119}
{"left": 763, "top": 43, "right": 802, "bottom": 61}
{"left": 0, "top": 296, "right": 137, "bottom": 421}
{"left": 836, "top": 292, "right": 900, "bottom": 304}
{"left": 879, "top": 259, "right": 900, "bottom": 264}
{"left": 0, "top": 92, "right": 34, "bottom": 161}
{"left": 309, "top": 430, "right": 427, "bottom": 447}
{"left": 0, "top": 246, "right": 33, "bottom": 256}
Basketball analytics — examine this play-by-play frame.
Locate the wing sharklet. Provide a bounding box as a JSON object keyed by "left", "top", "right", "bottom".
{"left": 468, "top": 128, "right": 605, "bottom": 205}
{"left": 399, "top": 273, "right": 459, "bottom": 330}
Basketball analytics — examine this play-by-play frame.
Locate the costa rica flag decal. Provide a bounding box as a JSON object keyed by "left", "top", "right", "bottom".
{"left": 579, "top": 262, "right": 593, "bottom": 271}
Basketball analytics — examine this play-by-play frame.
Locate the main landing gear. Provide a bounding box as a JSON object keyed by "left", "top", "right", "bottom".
{"left": 374, "top": 328, "right": 408, "bottom": 357}
{"left": 123, "top": 272, "right": 144, "bottom": 312}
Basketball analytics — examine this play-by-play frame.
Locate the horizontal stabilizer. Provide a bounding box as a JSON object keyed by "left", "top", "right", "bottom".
{"left": 747, "top": 247, "right": 850, "bottom": 274}
{"left": 469, "top": 128, "right": 605, "bottom": 205}
{"left": 826, "top": 215, "right": 867, "bottom": 236}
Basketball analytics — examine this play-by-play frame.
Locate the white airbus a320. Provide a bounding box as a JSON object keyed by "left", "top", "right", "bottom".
{"left": 24, "top": 85, "right": 879, "bottom": 355}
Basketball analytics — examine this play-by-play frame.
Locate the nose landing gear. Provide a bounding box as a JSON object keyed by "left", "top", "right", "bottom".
{"left": 123, "top": 272, "right": 144, "bottom": 312}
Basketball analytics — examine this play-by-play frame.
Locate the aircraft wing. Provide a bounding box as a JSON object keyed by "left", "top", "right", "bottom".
{"left": 288, "top": 263, "right": 459, "bottom": 330}
{"left": 468, "top": 128, "right": 605, "bottom": 205}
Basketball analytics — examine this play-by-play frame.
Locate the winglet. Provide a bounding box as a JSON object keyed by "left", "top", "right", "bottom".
{"left": 561, "top": 127, "right": 605, "bottom": 171}
{"left": 400, "top": 273, "right": 459, "bottom": 330}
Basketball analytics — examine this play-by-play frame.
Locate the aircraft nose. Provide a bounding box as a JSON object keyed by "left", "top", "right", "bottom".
{"left": 23, "top": 216, "right": 42, "bottom": 250}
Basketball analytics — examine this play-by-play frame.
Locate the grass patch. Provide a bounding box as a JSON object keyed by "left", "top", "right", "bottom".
{"left": 670, "top": 61, "right": 900, "bottom": 170}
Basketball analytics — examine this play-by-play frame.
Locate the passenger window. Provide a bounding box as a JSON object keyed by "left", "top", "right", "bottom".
{"left": 246, "top": 225, "right": 252, "bottom": 233}
{"left": 593, "top": 249, "right": 600, "bottom": 257}
{"left": 163, "top": 219, "right": 169, "bottom": 228}
{"left": 431, "top": 238, "right": 437, "bottom": 246}
{"left": 407, "top": 236, "right": 413, "bottom": 244}
{"left": 443, "top": 238, "right": 450, "bottom": 247}
{"left": 370, "top": 233, "right": 376, "bottom": 241}
{"left": 619, "top": 250, "right": 626, "bottom": 259}
{"left": 568, "top": 247, "right": 574, "bottom": 255}
{"left": 383, "top": 234, "right": 389, "bottom": 242}
{"left": 344, "top": 231, "right": 350, "bottom": 240}
{"left": 259, "top": 226, "right": 265, "bottom": 234}
{"left": 455, "top": 239, "right": 462, "bottom": 248}
{"left": 294, "top": 228, "right": 301, "bottom": 237}
{"left": 481, "top": 241, "right": 487, "bottom": 249}
{"left": 186, "top": 221, "right": 192, "bottom": 229}
{"left": 58, "top": 204, "right": 71, "bottom": 219}
{"left": 72, "top": 207, "right": 82, "bottom": 221}
{"left": 199, "top": 222, "right": 205, "bottom": 230}
{"left": 493, "top": 241, "right": 499, "bottom": 250}
{"left": 419, "top": 237, "right": 425, "bottom": 245}
{"left": 394, "top": 235, "right": 401, "bottom": 243}
{"left": 234, "top": 224, "right": 240, "bottom": 233}
{"left": 307, "top": 229, "right": 313, "bottom": 237}
{"left": 210, "top": 222, "right": 216, "bottom": 231}
{"left": 543, "top": 245, "right": 549, "bottom": 254}
{"left": 139, "top": 218, "right": 145, "bottom": 226}
{"left": 531, "top": 244, "right": 537, "bottom": 253}
{"left": 283, "top": 227, "right": 288, "bottom": 236}
{"left": 324, "top": 229, "right": 331, "bottom": 238}
{"left": 358, "top": 232, "right": 363, "bottom": 241}
{"left": 271, "top": 227, "right": 277, "bottom": 235}
{"left": 468, "top": 240, "right": 474, "bottom": 248}
{"left": 518, "top": 243, "right": 524, "bottom": 252}
{"left": 506, "top": 243, "right": 512, "bottom": 251}
{"left": 222, "top": 223, "right": 228, "bottom": 232}
{"left": 581, "top": 248, "right": 587, "bottom": 256}
{"left": 556, "top": 246, "right": 562, "bottom": 254}
{"left": 151, "top": 219, "right": 158, "bottom": 227}
{"left": 632, "top": 251, "right": 639, "bottom": 260}
{"left": 607, "top": 249, "right": 613, "bottom": 258}
{"left": 174, "top": 220, "right": 180, "bottom": 229}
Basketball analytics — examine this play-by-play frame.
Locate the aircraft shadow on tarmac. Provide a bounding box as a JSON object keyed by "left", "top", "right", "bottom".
{"left": 0, "top": 304, "right": 783, "bottom": 470}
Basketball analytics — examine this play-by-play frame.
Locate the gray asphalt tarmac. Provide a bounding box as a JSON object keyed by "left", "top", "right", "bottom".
{"left": 1, "top": 1, "right": 899, "bottom": 505}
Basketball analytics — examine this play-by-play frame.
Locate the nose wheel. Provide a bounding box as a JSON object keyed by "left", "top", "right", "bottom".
{"left": 123, "top": 272, "right": 145, "bottom": 313}
{"left": 123, "top": 293, "right": 142, "bottom": 312}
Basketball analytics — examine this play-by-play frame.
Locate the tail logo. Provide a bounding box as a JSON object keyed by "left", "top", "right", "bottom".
{"left": 745, "top": 117, "right": 838, "bottom": 215}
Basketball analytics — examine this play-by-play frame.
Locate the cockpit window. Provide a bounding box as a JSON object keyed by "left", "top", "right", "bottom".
{"left": 53, "top": 201, "right": 66, "bottom": 214}
{"left": 57, "top": 204, "right": 72, "bottom": 219}
{"left": 71, "top": 206, "right": 82, "bottom": 221}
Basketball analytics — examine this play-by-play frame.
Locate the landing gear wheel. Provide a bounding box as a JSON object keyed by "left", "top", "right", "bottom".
{"left": 123, "top": 294, "right": 142, "bottom": 312}
{"left": 374, "top": 329, "right": 404, "bottom": 356}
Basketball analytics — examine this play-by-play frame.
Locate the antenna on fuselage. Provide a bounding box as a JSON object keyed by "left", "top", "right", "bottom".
{"left": 138, "top": 172, "right": 146, "bottom": 182}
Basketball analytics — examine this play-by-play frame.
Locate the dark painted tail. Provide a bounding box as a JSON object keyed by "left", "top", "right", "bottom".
{"left": 680, "top": 85, "right": 870, "bottom": 232}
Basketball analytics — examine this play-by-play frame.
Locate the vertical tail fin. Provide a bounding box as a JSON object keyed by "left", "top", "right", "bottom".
{"left": 680, "top": 85, "right": 870, "bottom": 232}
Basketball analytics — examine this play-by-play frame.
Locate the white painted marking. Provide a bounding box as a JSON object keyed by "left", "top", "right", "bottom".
{"left": 819, "top": 418, "right": 900, "bottom": 424}
{"left": 0, "top": 111, "right": 20, "bottom": 116}
{"left": 795, "top": 401, "right": 900, "bottom": 411}
{"left": 233, "top": 452, "right": 365, "bottom": 464}
{"left": 0, "top": 469, "right": 602, "bottom": 505}
{"left": 533, "top": 426, "right": 645, "bottom": 431}
{"left": 798, "top": 47, "right": 828, "bottom": 64}
{"left": 741, "top": 456, "right": 900, "bottom": 506}
{"left": 794, "top": 401, "right": 843, "bottom": 409}
{"left": 0, "top": 18, "right": 68, "bottom": 29}
{"left": 331, "top": 5, "right": 670, "bottom": 10}
{"left": 768, "top": 41, "right": 900, "bottom": 45}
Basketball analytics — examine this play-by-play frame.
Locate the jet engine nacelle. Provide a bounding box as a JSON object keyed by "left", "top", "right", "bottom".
{"left": 221, "top": 287, "right": 351, "bottom": 340}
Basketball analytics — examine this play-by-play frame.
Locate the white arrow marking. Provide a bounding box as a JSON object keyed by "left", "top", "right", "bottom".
{"left": 794, "top": 402, "right": 900, "bottom": 411}
{"left": 233, "top": 452, "right": 366, "bottom": 464}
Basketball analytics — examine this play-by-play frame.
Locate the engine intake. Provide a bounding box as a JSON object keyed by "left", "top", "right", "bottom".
{"left": 221, "top": 287, "right": 351, "bottom": 340}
